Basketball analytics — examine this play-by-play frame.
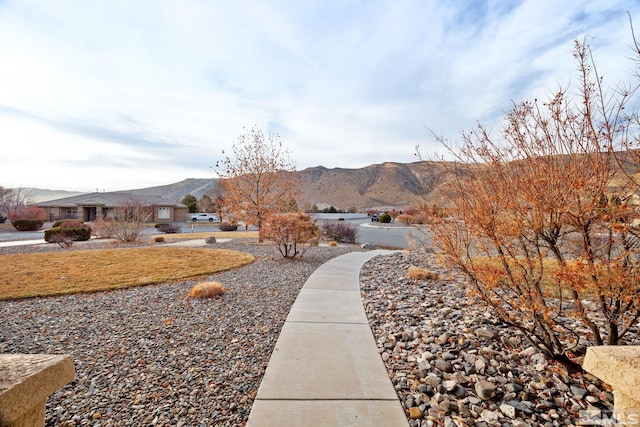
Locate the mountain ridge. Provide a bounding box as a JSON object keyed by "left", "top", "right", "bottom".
{"left": 18, "top": 153, "right": 640, "bottom": 210}
{"left": 19, "top": 161, "right": 441, "bottom": 209}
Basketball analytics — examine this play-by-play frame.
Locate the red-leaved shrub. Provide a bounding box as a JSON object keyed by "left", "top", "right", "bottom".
{"left": 262, "top": 212, "right": 320, "bottom": 259}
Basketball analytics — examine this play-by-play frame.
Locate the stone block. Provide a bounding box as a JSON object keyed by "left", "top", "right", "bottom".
{"left": 583, "top": 346, "right": 640, "bottom": 418}
{"left": 0, "top": 354, "right": 75, "bottom": 427}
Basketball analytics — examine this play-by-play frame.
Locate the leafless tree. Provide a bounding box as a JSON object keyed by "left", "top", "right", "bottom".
{"left": 215, "top": 126, "right": 300, "bottom": 241}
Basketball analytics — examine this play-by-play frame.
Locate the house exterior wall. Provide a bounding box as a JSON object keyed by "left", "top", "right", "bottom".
{"left": 151, "top": 206, "right": 188, "bottom": 223}
{"left": 37, "top": 197, "right": 188, "bottom": 223}
{"left": 173, "top": 207, "right": 188, "bottom": 222}
{"left": 43, "top": 207, "right": 79, "bottom": 222}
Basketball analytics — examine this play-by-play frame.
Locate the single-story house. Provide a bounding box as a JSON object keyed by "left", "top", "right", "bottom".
{"left": 35, "top": 191, "right": 188, "bottom": 223}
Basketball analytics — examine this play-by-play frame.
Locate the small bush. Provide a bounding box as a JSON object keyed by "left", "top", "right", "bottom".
{"left": 188, "top": 281, "right": 226, "bottom": 299}
{"left": 320, "top": 220, "right": 358, "bottom": 243}
{"left": 154, "top": 236, "right": 165, "bottom": 243}
{"left": 9, "top": 206, "right": 46, "bottom": 230}
{"left": 407, "top": 266, "right": 439, "bottom": 281}
{"left": 328, "top": 241, "right": 338, "bottom": 247}
{"left": 44, "top": 226, "right": 92, "bottom": 242}
{"left": 378, "top": 213, "right": 392, "bottom": 223}
{"left": 219, "top": 222, "right": 238, "bottom": 231}
{"left": 262, "top": 212, "right": 321, "bottom": 259}
{"left": 12, "top": 219, "right": 45, "bottom": 231}
{"left": 155, "top": 223, "right": 182, "bottom": 234}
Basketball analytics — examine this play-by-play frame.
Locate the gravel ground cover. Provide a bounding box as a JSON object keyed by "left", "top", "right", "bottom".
{"left": 360, "top": 251, "right": 617, "bottom": 427}
{"left": 0, "top": 239, "right": 360, "bottom": 427}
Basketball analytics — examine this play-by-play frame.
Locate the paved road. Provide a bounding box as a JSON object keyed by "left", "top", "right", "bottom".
{"left": 0, "top": 228, "right": 45, "bottom": 242}
{"left": 359, "top": 221, "right": 430, "bottom": 249}
{"left": 0, "top": 219, "right": 430, "bottom": 250}
{"left": 317, "top": 218, "right": 431, "bottom": 249}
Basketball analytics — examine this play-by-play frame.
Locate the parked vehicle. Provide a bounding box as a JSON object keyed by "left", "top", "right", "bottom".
{"left": 190, "top": 213, "right": 220, "bottom": 222}
{"left": 370, "top": 213, "right": 379, "bottom": 222}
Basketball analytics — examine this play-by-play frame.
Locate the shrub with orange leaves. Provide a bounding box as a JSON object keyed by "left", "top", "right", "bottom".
{"left": 423, "top": 39, "right": 640, "bottom": 373}
{"left": 262, "top": 212, "right": 320, "bottom": 259}
{"left": 188, "top": 281, "right": 226, "bottom": 299}
{"left": 396, "top": 214, "right": 414, "bottom": 225}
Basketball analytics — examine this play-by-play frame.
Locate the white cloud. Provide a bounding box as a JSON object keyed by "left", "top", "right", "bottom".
{"left": 0, "top": 0, "right": 639, "bottom": 191}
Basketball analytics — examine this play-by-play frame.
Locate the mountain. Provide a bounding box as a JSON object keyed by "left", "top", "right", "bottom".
{"left": 297, "top": 161, "right": 455, "bottom": 210}
{"left": 126, "top": 161, "right": 454, "bottom": 210}
{"left": 19, "top": 162, "right": 443, "bottom": 209}
{"left": 127, "top": 178, "right": 216, "bottom": 202}
{"left": 19, "top": 154, "right": 640, "bottom": 211}
{"left": 17, "top": 188, "right": 86, "bottom": 204}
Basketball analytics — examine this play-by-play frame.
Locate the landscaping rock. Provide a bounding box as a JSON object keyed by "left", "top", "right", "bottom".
{"left": 360, "top": 251, "right": 615, "bottom": 426}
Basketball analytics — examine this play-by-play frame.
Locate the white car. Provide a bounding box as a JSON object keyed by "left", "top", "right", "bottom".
{"left": 191, "top": 213, "right": 220, "bottom": 222}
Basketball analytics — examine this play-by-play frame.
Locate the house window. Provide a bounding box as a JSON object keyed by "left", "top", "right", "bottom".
{"left": 158, "top": 207, "right": 171, "bottom": 219}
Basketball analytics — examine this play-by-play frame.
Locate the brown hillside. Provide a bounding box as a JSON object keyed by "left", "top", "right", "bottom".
{"left": 298, "top": 161, "right": 454, "bottom": 210}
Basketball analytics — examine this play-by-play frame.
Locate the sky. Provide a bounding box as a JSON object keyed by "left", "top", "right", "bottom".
{"left": 1, "top": 0, "right": 640, "bottom": 192}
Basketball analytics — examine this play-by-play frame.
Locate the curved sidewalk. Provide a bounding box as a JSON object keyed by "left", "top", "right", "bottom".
{"left": 247, "top": 250, "right": 408, "bottom": 427}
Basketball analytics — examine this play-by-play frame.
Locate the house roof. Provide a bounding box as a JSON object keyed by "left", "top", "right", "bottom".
{"left": 34, "top": 191, "right": 187, "bottom": 208}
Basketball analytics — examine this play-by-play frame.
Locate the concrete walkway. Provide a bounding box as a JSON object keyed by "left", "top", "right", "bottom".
{"left": 247, "top": 250, "right": 408, "bottom": 427}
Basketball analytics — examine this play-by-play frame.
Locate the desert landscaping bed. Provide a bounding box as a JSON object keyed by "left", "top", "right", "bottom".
{"left": 1, "top": 239, "right": 621, "bottom": 426}
{"left": 360, "top": 251, "right": 616, "bottom": 426}
{"left": 0, "top": 239, "right": 360, "bottom": 426}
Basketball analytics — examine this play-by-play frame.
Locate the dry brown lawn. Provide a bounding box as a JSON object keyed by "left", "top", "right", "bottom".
{"left": 160, "top": 230, "right": 258, "bottom": 241}
{"left": 0, "top": 247, "right": 255, "bottom": 300}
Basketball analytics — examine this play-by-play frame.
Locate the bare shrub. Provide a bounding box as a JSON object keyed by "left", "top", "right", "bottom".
{"left": 262, "top": 212, "right": 321, "bottom": 259}
{"left": 154, "top": 236, "right": 165, "bottom": 243}
{"left": 320, "top": 220, "right": 358, "bottom": 243}
{"left": 49, "top": 234, "right": 73, "bottom": 248}
{"left": 91, "top": 218, "right": 117, "bottom": 239}
{"left": 111, "top": 199, "right": 152, "bottom": 242}
{"left": 155, "top": 223, "right": 182, "bottom": 234}
{"left": 188, "top": 281, "right": 226, "bottom": 299}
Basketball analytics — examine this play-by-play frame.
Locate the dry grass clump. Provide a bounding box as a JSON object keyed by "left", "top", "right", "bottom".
{"left": 407, "top": 266, "right": 439, "bottom": 281}
{"left": 188, "top": 281, "right": 226, "bottom": 299}
{"left": 0, "top": 247, "right": 255, "bottom": 300}
{"left": 327, "top": 241, "right": 338, "bottom": 247}
{"left": 154, "top": 236, "right": 165, "bottom": 243}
